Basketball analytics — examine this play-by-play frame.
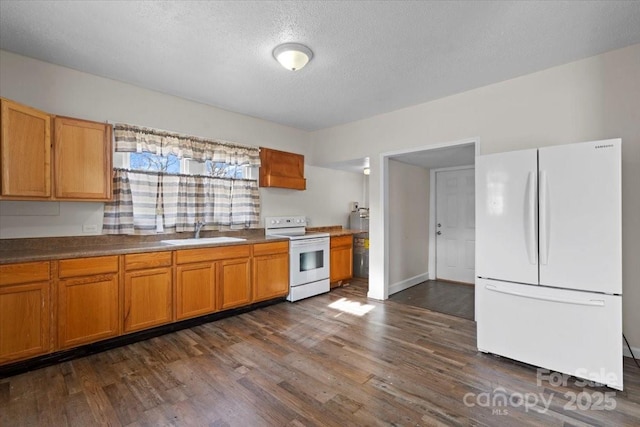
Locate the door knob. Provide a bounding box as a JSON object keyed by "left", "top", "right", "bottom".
{"left": 437, "top": 223, "right": 442, "bottom": 228}
{"left": 437, "top": 231, "right": 442, "bottom": 235}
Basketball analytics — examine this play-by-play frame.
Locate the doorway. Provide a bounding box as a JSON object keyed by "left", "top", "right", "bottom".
{"left": 381, "top": 138, "right": 478, "bottom": 319}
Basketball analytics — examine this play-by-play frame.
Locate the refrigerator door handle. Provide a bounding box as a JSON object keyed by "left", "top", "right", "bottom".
{"left": 539, "top": 170, "right": 549, "bottom": 265}
{"left": 525, "top": 172, "right": 537, "bottom": 265}
{"left": 485, "top": 284, "right": 605, "bottom": 307}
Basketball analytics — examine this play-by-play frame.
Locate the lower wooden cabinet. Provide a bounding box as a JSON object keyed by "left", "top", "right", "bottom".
{"left": 176, "top": 245, "right": 252, "bottom": 319}
{"left": 176, "top": 262, "right": 217, "bottom": 320}
{"left": 123, "top": 252, "right": 173, "bottom": 333}
{"left": 0, "top": 241, "right": 291, "bottom": 366}
{"left": 330, "top": 235, "right": 354, "bottom": 287}
{"left": 57, "top": 273, "right": 119, "bottom": 349}
{"left": 57, "top": 256, "right": 119, "bottom": 349}
{"left": 219, "top": 258, "right": 251, "bottom": 310}
{"left": 0, "top": 261, "right": 51, "bottom": 364}
{"left": 253, "top": 242, "right": 289, "bottom": 302}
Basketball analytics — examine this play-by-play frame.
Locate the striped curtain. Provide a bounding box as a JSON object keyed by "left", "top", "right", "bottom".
{"left": 103, "top": 170, "right": 134, "bottom": 234}
{"left": 231, "top": 180, "right": 260, "bottom": 227}
{"left": 104, "top": 124, "right": 261, "bottom": 235}
{"left": 103, "top": 170, "right": 260, "bottom": 234}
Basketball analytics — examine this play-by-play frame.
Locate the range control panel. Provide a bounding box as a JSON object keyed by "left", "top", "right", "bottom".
{"left": 264, "top": 216, "right": 307, "bottom": 230}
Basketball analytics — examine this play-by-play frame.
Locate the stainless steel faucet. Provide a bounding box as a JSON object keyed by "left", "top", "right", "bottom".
{"left": 194, "top": 221, "right": 206, "bottom": 239}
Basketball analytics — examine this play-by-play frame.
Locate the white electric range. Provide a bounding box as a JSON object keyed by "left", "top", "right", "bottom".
{"left": 264, "top": 216, "right": 330, "bottom": 302}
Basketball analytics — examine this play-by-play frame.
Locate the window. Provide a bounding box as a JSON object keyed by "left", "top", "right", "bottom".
{"left": 114, "top": 152, "right": 255, "bottom": 179}
{"left": 104, "top": 123, "right": 261, "bottom": 235}
{"left": 130, "top": 152, "right": 180, "bottom": 173}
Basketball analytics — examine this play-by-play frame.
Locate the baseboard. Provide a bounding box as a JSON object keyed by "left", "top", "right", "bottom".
{"left": 388, "top": 272, "right": 429, "bottom": 295}
{"left": 623, "top": 345, "right": 640, "bottom": 359}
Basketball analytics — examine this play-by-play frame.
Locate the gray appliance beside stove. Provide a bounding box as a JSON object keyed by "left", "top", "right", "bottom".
{"left": 349, "top": 208, "right": 369, "bottom": 278}
{"left": 264, "top": 216, "right": 330, "bottom": 302}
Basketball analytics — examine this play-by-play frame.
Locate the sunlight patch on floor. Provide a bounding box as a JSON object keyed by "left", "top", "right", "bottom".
{"left": 328, "top": 298, "right": 375, "bottom": 316}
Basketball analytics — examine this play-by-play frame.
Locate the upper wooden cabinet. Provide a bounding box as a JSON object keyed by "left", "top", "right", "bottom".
{"left": 0, "top": 98, "right": 113, "bottom": 201}
{"left": 0, "top": 98, "right": 51, "bottom": 198}
{"left": 54, "top": 116, "right": 112, "bottom": 201}
{"left": 259, "top": 147, "right": 306, "bottom": 190}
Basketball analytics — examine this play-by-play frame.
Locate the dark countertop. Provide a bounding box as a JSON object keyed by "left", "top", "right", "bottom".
{"left": 0, "top": 230, "right": 288, "bottom": 265}
{"left": 0, "top": 226, "right": 369, "bottom": 265}
{"left": 307, "top": 226, "right": 367, "bottom": 237}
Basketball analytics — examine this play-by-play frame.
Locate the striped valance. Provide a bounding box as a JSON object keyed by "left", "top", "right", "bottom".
{"left": 114, "top": 124, "right": 261, "bottom": 166}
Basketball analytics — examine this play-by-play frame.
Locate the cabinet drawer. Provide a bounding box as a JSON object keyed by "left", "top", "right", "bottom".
{"left": 58, "top": 255, "right": 119, "bottom": 278}
{"left": 0, "top": 261, "right": 49, "bottom": 286}
{"left": 125, "top": 251, "right": 172, "bottom": 271}
{"left": 330, "top": 235, "right": 353, "bottom": 248}
{"left": 176, "top": 244, "right": 251, "bottom": 264}
{"left": 253, "top": 241, "right": 288, "bottom": 257}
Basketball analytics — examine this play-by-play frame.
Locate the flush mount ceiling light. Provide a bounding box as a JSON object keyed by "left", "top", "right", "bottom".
{"left": 273, "top": 43, "right": 313, "bottom": 71}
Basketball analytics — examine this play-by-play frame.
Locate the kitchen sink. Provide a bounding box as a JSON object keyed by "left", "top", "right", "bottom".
{"left": 161, "top": 237, "right": 246, "bottom": 245}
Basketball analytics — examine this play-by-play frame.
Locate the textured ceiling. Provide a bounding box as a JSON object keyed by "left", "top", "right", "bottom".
{"left": 1, "top": 1, "right": 640, "bottom": 131}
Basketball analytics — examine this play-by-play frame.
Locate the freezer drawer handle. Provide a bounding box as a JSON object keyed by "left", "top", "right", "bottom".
{"left": 485, "top": 285, "right": 605, "bottom": 307}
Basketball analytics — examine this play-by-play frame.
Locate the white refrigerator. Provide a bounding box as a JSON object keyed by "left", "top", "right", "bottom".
{"left": 475, "top": 138, "right": 623, "bottom": 390}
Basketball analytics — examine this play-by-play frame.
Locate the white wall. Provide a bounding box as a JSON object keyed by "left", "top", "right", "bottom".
{"left": 0, "top": 201, "right": 104, "bottom": 239}
{"left": 0, "top": 50, "right": 361, "bottom": 237}
{"left": 388, "top": 159, "right": 429, "bottom": 294}
{"left": 311, "top": 44, "right": 640, "bottom": 349}
{"left": 260, "top": 165, "right": 362, "bottom": 228}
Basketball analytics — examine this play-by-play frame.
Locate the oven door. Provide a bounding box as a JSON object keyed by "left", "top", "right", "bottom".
{"left": 290, "top": 237, "right": 330, "bottom": 287}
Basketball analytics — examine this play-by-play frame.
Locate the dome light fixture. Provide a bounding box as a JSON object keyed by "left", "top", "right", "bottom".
{"left": 273, "top": 43, "right": 313, "bottom": 71}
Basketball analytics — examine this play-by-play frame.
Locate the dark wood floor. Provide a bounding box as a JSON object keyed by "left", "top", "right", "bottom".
{"left": 389, "top": 279, "right": 475, "bottom": 320}
{"left": 2, "top": 279, "right": 639, "bottom": 426}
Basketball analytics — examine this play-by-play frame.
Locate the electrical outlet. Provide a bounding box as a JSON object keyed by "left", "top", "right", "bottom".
{"left": 351, "top": 201, "right": 359, "bottom": 212}
{"left": 82, "top": 224, "right": 99, "bottom": 233}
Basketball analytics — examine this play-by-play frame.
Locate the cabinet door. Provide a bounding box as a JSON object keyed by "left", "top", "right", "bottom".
{"left": 124, "top": 267, "right": 172, "bottom": 333}
{"left": 176, "top": 262, "right": 217, "bottom": 320}
{"left": 253, "top": 253, "right": 289, "bottom": 302}
{"left": 330, "top": 236, "right": 353, "bottom": 285}
{"left": 219, "top": 258, "right": 251, "bottom": 310}
{"left": 54, "top": 117, "right": 112, "bottom": 200}
{"left": 0, "top": 99, "right": 51, "bottom": 198}
{"left": 0, "top": 282, "right": 50, "bottom": 364}
{"left": 259, "top": 147, "right": 306, "bottom": 190}
{"left": 58, "top": 274, "right": 119, "bottom": 349}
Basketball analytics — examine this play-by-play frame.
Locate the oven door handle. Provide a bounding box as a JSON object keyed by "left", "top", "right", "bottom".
{"left": 291, "top": 238, "right": 329, "bottom": 247}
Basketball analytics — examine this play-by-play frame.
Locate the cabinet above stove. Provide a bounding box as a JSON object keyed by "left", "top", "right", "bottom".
{"left": 259, "top": 147, "right": 306, "bottom": 190}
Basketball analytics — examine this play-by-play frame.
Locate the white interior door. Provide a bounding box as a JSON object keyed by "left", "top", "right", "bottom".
{"left": 435, "top": 168, "right": 475, "bottom": 283}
